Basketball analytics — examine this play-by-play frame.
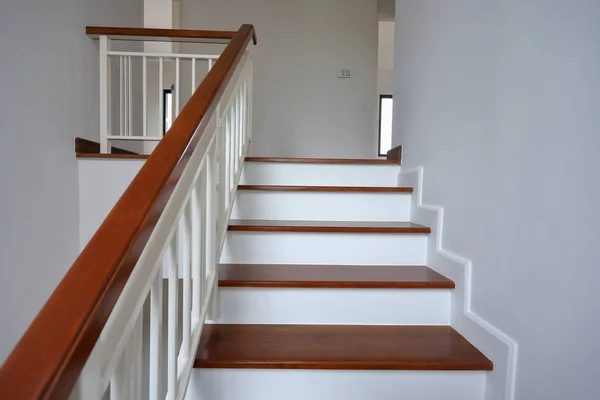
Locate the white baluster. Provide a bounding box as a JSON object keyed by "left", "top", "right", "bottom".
{"left": 99, "top": 36, "right": 109, "bottom": 153}
{"left": 119, "top": 56, "right": 124, "bottom": 137}
{"left": 234, "top": 91, "right": 240, "bottom": 176}
{"left": 180, "top": 205, "right": 191, "bottom": 359}
{"left": 159, "top": 57, "right": 163, "bottom": 136}
{"left": 175, "top": 58, "right": 180, "bottom": 118}
{"left": 238, "top": 87, "right": 243, "bottom": 169}
{"left": 229, "top": 106, "right": 235, "bottom": 195}
{"left": 131, "top": 314, "right": 142, "bottom": 400}
{"left": 244, "top": 79, "right": 249, "bottom": 151}
{"left": 222, "top": 112, "right": 230, "bottom": 212}
{"left": 218, "top": 111, "right": 228, "bottom": 252}
{"left": 205, "top": 153, "right": 218, "bottom": 320}
{"left": 249, "top": 57, "right": 254, "bottom": 143}
{"left": 191, "top": 58, "right": 196, "bottom": 94}
{"left": 191, "top": 176, "right": 202, "bottom": 323}
{"left": 143, "top": 56, "right": 147, "bottom": 137}
{"left": 110, "top": 348, "right": 129, "bottom": 400}
{"left": 128, "top": 56, "right": 133, "bottom": 136}
{"left": 167, "top": 237, "right": 178, "bottom": 400}
{"left": 149, "top": 271, "right": 163, "bottom": 400}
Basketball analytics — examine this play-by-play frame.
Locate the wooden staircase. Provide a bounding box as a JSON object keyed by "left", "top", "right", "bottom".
{"left": 189, "top": 157, "right": 492, "bottom": 400}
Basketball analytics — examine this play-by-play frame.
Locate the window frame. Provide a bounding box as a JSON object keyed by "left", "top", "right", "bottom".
{"left": 163, "top": 89, "right": 173, "bottom": 136}
{"left": 377, "top": 94, "right": 393, "bottom": 157}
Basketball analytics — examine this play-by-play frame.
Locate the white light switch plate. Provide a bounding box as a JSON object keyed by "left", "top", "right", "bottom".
{"left": 338, "top": 68, "right": 351, "bottom": 78}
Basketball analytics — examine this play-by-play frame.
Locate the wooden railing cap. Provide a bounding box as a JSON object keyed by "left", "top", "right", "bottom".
{"left": 86, "top": 26, "right": 257, "bottom": 45}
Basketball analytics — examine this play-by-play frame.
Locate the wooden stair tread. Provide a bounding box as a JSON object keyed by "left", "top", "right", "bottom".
{"left": 238, "top": 185, "right": 413, "bottom": 193}
{"left": 228, "top": 220, "right": 431, "bottom": 233}
{"left": 246, "top": 157, "right": 399, "bottom": 165}
{"left": 194, "top": 324, "right": 493, "bottom": 371}
{"left": 75, "top": 153, "right": 150, "bottom": 159}
{"left": 219, "top": 264, "right": 454, "bottom": 289}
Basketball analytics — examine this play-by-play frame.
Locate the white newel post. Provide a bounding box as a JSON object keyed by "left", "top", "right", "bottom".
{"left": 99, "top": 35, "right": 110, "bottom": 153}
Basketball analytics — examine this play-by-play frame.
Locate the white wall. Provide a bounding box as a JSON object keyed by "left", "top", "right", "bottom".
{"left": 78, "top": 159, "right": 145, "bottom": 249}
{"left": 377, "top": 21, "right": 394, "bottom": 95}
{"left": 393, "top": 1, "right": 600, "bottom": 399}
{"left": 181, "top": 0, "right": 378, "bottom": 158}
{"left": 377, "top": 0, "right": 395, "bottom": 21}
{"left": 0, "top": 0, "right": 142, "bottom": 364}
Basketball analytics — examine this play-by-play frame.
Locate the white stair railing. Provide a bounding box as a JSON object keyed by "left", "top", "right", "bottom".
{"left": 0, "top": 25, "right": 255, "bottom": 400}
{"left": 95, "top": 31, "right": 229, "bottom": 153}
{"left": 70, "top": 51, "right": 253, "bottom": 400}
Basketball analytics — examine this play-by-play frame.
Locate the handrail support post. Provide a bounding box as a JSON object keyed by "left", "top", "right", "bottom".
{"left": 99, "top": 35, "right": 110, "bottom": 154}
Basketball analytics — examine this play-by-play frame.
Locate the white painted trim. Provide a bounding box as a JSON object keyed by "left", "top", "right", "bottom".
{"left": 400, "top": 166, "right": 518, "bottom": 400}
{"left": 187, "top": 369, "right": 486, "bottom": 400}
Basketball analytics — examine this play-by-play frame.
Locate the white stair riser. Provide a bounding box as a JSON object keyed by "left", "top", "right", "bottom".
{"left": 221, "top": 232, "right": 428, "bottom": 265}
{"left": 186, "top": 370, "right": 486, "bottom": 400}
{"left": 241, "top": 162, "right": 400, "bottom": 186}
{"left": 218, "top": 288, "right": 450, "bottom": 325}
{"left": 232, "top": 191, "right": 411, "bottom": 221}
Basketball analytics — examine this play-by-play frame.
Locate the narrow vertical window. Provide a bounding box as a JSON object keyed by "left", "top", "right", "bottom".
{"left": 378, "top": 95, "right": 393, "bottom": 156}
{"left": 163, "top": 89, "right": 173, "bottom": 135}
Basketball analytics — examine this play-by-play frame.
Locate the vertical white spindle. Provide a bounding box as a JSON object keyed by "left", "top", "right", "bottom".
{"left": 123, "top": 56, "right": 129, "bottom": 136}
{"left": 200, "top": 165, "right": 208, "bottom": 302}
{"left": 249, "top": 57, "right": 254, "bottom": 144}
{"left": 180, "top": 206, "right": 191, "bottom": 359}
{"left": 131, "top": 314, "right": 143, "bottom": 400}
{"left": 237, "top": 89, "right": 242, "bottom": 171}
{"left": 205, "top": 154, "right": 217, "bottom": 320}
{"left": 215, "top": 115, "right": 227, "bottom": 243}
{"left": 167, "top": 238, "right": 178, "bottom": 400}
{"left": 229, "top": 106, "right": 235, "bottom": 194}
{"left": 233, "top": 93, "right": 239, "bottom": 177}
{"left": 159, "top": 58, "right": 163, "bottom": 137}
{"left": 243, "top": 80, "right": 248, "bottom": 153}
{"left": 119, "top": 56, "right": 124, "bottom": 138}
{"left": 191, "top": 177, "right": 202, "bottom": 323}
{"left": 128, "top": 56, "right": 133, "bottom": 136}
{"left": 175, "top": 58, "right": 180, "bottom": 118}
{"left": 111, "top": 348, "right": 129, "bottom": 400}
{"left": 224, "top": 109, "right": 229, "bottom": 200}
{"left": 149, "top": 271, "right": 163, "bottom": 400}
{"left": 143, "top": 56, "right": 147, "bottom": 137}
{"left": 99, "top": 36, "right": 109, "bottom": 153}
{"left": 191, "top": 58, "right": 196, "bottom": 94}
{"left": 208, "top": 59, "right": 214, "bottom": 71}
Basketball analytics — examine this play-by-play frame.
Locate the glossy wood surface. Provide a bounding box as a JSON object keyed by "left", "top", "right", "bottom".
{"left": 228, "top": 220, "right": 431, "bottom": 234}
{"left": 194, "top": 324, "right": 493, "bottom": 370}
{"left": 75, "top": 137, "right": 139, "bottom": 155}
{"left": 0, "top": 24, "right": 256, "bottom": 399}
{"left": 86, "top": 26, "right": 257, "bottom": 45}
{"left": 245, "top": 157, "right": 400, "bottom": 164}
{"left": 386, "top": 145, "right": 402, "bottom": 163}
{"left": 238, "top": 185, "right": 413, "bottom": 193}
{"left": 76, "top": 153, "right": 150, "bottom": 160}
{"left": 219, "top": 264, "right": 455, "bottom": 289}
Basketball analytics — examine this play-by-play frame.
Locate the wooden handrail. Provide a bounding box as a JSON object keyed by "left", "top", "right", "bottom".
{"left": 0, "top": 23, "right": 256, "bottom": 399}
{"left": 86, "top": 26, "right": 258, "bottom": 45}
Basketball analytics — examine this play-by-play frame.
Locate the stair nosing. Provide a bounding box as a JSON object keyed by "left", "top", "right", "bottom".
{"left": 194, "top": 359, "right": 493, "bottom": 371}
{"left": 194, "top": 324, "right": 494, "bottom": 371}
{"left": 245, "top": 157, "right": 400, "bottom": 165}
{"left": 219, "top": 280, "right": 454, "bottom": 289}
{"left": 227, "top": 222, "right": 431, "bottom": 234}
{"left": 218, "top": 264, "right": 455, "bottom": 289}
{"left": 238, "top": 185, "right": 413, "bottom": 193}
